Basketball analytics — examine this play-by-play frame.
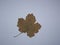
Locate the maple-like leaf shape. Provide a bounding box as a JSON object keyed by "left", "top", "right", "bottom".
{"left": 17, "top": 13, "right": 41, "bottom": 37}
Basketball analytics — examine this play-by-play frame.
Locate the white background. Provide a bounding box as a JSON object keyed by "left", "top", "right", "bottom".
{"left": 0, "top": 0, "right": 60, "bottom": 45}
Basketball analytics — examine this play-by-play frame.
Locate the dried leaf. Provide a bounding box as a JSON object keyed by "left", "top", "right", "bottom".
{"left": 17, "top": 13, "right": 41, "bottom": 38}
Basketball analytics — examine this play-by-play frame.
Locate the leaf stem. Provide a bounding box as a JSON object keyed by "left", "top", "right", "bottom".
{"left": 14, "top": 33, "right": 22, "bottom": 38}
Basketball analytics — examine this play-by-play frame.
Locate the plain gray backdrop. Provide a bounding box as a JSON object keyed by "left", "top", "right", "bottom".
{"left": 0, "top": 0, "right": 60, "bottom": 45}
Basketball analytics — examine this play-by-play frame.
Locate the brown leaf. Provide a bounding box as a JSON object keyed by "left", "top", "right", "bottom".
{"left": 17, "top": 13, "right": 41, "bottom": 38}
